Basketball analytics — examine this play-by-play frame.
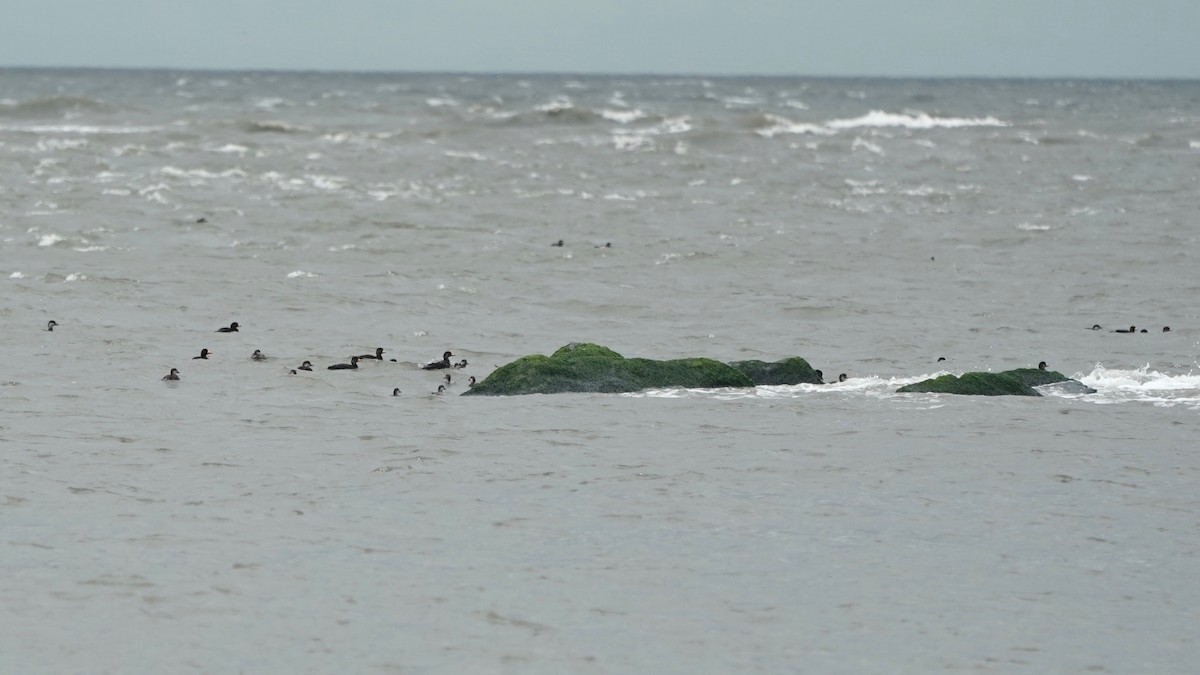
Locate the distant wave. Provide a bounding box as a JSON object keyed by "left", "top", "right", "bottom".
{"left": 0, "top": 95, "right": 119, "bottom": 118}
{"left": 243, "top": 120, "right": 309, "bottom": 134}
{"left": 0, "top": 123, "right": 159, "bottom": 135}
{"left": 827, "top": 110, "right": 1008, "bottom": 130}
{"left": 755, "top": 109, "right": 1009, "bottom": 138}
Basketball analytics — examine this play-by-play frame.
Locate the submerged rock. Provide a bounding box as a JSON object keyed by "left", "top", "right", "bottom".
{"left": 462, "top": 342, "right": 756, "bottom": 396}
{"left": 897, "top": 367, "right": 1093, "bottom": 396}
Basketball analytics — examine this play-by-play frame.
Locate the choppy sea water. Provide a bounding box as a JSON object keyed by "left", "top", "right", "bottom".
{"left": 2, "top": 69, "right": 1198, "bottom": 673}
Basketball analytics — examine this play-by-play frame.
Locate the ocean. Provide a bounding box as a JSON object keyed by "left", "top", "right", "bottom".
{"left": 2, "top": 68, "right": 1198, "bottom": 673}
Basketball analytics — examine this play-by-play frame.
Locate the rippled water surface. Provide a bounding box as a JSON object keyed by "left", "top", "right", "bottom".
{"left": 2, "top": 69, "right": 1198, "bottom": 673}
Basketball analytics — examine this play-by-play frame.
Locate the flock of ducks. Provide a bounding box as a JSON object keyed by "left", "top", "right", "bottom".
{"left": 44, "top": 319, "right": 477, "bottom": 395}
{"left": 1092, "top": 324, "right": 1170, "bottom": 333}
{"left": 41, "top": 318, "right": 1176, "bottom": 394}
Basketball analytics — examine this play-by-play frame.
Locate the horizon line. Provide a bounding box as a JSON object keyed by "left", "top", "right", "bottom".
{"left": 2, "top": 63, "right": 1198, "bottom": 83}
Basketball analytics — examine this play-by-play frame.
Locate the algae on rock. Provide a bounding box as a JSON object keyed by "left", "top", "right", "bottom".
{"left": 727, "top": 357, "right": 824, "bottom": 385}
{"left": 896, "top": 367, "right": 1091, "bottom": 396}
{"left": 463, "top": 342, "right": 755, "bottom": 396}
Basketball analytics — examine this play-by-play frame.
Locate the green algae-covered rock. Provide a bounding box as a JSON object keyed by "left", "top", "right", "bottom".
{"left": 1004, "top": 368, "right": 1072, "bottom": 388}
{"left": 728, "top": 357, "right": 824, "bottom": 385}
{"left": 462, "top": 342, "right": 755, "bottom": 396}
{"left": 897, "top": 367, "right": 1096, "bottom": 396}
{"left": 897, "top": 372, "right": 1040, "bottom": 396}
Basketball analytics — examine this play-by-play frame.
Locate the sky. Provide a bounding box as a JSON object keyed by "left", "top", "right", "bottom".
{"left": 2, "top": 1, "right": 1198, "bottom": 79}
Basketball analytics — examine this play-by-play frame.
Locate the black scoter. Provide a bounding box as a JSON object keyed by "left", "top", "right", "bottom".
{"left": 193, "top": 348, "right": 211, "bottom": 360}
{"left": 422, "top": 351, "right": 454, "bottom": 370}
{"left": 162, "top": 368, "right": 181, "bottom": 381}
{"left": 217, "top": 322, "right": 239, "bottom": 333}
{"left": 328, "top": 356, "right": 361, "bottom": 370}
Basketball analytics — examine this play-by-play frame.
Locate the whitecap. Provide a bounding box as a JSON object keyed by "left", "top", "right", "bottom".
{"left": 63, "top": 273, "right": 87, "bottom": 282}
{"left": 755, "top": 114, "right": 834, "bottom": 138}
{"left": 851, "top": 137, "right": 885, "bottom": 156}
{"left": 601, "top": 108, "right": 647, "bottom": 124}
{"left": 9, "top": 272, "right": 25, "bottom": 279}
{"left": 1078, "top": 365, "right": 1200, "bottom": 407}
{"left": 287, "top": 270, "right": 319, "bottom": 279}
{"left": 1016, "top": 222, "right": 1051, "bottom": 231}
{"left": 612, "top": 134, "right": 654, "bottom": 152}
{"left": 827, "top": 110, "right": 1008, "bottom": 130}
{"left": 37, "top": 233, "right": 65, "bottom": 247}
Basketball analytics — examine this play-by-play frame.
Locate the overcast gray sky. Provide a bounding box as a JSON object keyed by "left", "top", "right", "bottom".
{"left": 2, "top": 1, "right": 1197, "bottom": 78}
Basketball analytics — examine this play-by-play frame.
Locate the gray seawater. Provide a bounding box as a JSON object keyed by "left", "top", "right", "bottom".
{"left": 2, "top": 69, "right": 1198, "bottom": 673}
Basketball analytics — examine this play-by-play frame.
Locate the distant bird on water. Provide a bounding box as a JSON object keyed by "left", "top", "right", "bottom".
{"left": 251, "top": 350, "right": 267, "bottom": 361}
{"left": 162, "top": 368, "right": 180, "bottom": 381}
{"left": 193, "top": 348, "right": 211, "bottom": 360}
{"left": 1114, "top": 326, "right": 1136, "bottom": 333}
{"left": 297, "top": 361, "right": 313, "bottom": 371}
{"left": 358, "top": 347, "right": 385, "bottom": 360}
{"left": 217, "top": 322, "right": 239, "bottom": 333}
{"left": 46, "top": 320, "right": 58, "bottom": 332}
{"left": 1038, "top": 361, "right": 1047, "bottom": 371}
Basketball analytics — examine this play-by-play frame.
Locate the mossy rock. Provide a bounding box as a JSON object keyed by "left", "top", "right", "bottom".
{"left": 896, "top": 372, "right": 1040, "bottom": 396}
{"left": 896, "top": 367, "right": 1095, "bottom": 396}
{"left": 1003, "top": 368, "right": 1073, "bottom": 388}
{"left": 463, "top": 342, "right": 756, "bottom": 396}
{"left": 728, "top": 357, "right": 824, "bottom": 385}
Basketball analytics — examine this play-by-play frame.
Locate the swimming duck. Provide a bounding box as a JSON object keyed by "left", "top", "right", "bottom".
{"left": 358, "top": 347, "right": 385, "bottom": 360}
{"left": 422, "top": 351, "right": 454, "bottom": 370}
{"left": 297, "top": 361, "right": 313, "bottom": 371}
{"left": 46, "top": 320, "right": 58, "bottom": 332}
{"left": 328, "top": 356, "right": 361, "bottom": 370}
{"left": 1114, "top": 326, "right": 1136, "bottom": 333}
{"left": 193, "top": 348, "right": 211, "bottom": 360}
{"left": 392, "top": 388, "right": 401, "bottom": 396}
{"left": 468, "top": 376, "right": 476, "bottom": 388}
{"left": 251, "top": 350, "right": 267, "bottom": 361}
{"left": 1038, "top": 361, "right": 1047, "bottom": 370}
{"left": 162, "top": 368, "right": 181, "bottom": 381}
{"left": 217, "top": 322, "right": 239, "bottom": 333}
{"left": 453, "top": 359, "right": 469, "bottom": 369}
